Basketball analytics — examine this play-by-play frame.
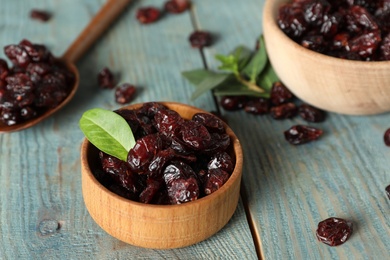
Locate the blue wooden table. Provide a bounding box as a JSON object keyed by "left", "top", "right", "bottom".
{"left": 0, "top": 0, "right": 389, "bottom": 259}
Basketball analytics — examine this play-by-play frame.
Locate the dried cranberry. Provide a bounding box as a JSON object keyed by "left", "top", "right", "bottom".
{"left": 220, "top": 96, "right": 246, "bottom": 111}
{"left": 192, "top": 112, "right": 225, "bottom": 133}
{"left": 380, "top": 33, "right": 390, "bottom": 60}
{"left": 189, "top": 31, "right": 212, "bottom": 48}
{"left": 386, "top": 184, "right": 390, "bottom": 199}
{"left": 154, "top": 108, "right": 183, "bottom": 138}
{"left": 204, "top": 168, "right": 230, "bottom": 195}
{"left": 207, "top": 152, "right": 234, "bottom": 173}
{"left": 270, "top": 81, "right": 294, "bottom": 105}
{"left": 180, "top": 120, "right": 211, "bottom": 150}
{"left": 30, "top": 9, "right": 51, "bottom": 22}
{"left": 0, "top": 59, "right": 9, "bottom": 80}
{"left": 127, "top": 134, "right": 162, "bottom": 173}
{"left": 164, "top": 0, "right": 190, "bottom": 13}
{"left": 316, "top": 217, "right": 353, "bottom": 246}
{"left": 115, "top": 83, "right": 136, "bottom": 104}
{"left": 97, "top": 67, "right": 115, "bottom": 89}
{"left": 384, "top": 128, "right": 390, "bottom": 146}
{"left": 303, "top": 0, "right": 331, "bottom": 26}
{"left": 136, "top": 7, "right": 160, "bottom": 24}
{"left": 347, "top": 30, "right": 381, "bottom": 58}
{"left": 244, "top": 97, "right": 270, "bottom": 115}
{"left": 301, "top": 33, "right": 327, "bottom": 53}
{"left": 284, "top": 125, "right": 323, "bottom": 145}
{"left": 139, "top": 177, "right": 163, "bottom": 203}
{"left": 299, "top": 104, "right": 326, "bottom": 122}
{"left": 163, "top": 161, "right": 199, "bottom": 204}
{"left": 270, "top": 102, "right": 298, "bottom": 119}
{"left": 278, "top": 2, "right": 309, "bottom": 39}
{"left": 4, "top": 44, "right": 31, "bottom": 68}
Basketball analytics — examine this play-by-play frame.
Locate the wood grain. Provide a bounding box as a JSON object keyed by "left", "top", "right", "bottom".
{"left": 0, "top": 0, "right": 257, "bottom": 258}
{"left": 195, "top": 0, "right": 390, "bottom": 258}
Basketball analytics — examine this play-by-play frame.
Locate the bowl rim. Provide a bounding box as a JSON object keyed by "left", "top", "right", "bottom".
{"left": 81, "top": 101, "right": 244, "bottom": 210}
{"left": 263, "top": 0, "right": 390, "bottom": 67}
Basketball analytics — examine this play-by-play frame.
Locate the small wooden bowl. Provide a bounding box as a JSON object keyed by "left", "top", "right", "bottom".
{"left": 80, "top": 102, "right": 243, "bottom": 249}
{"left": 263, "top": 0, "right": 390, "bottom": 115}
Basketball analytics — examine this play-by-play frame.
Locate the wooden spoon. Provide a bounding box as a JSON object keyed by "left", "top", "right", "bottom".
{"left": 0, "top": 0, "right": 132, "bottom": 133}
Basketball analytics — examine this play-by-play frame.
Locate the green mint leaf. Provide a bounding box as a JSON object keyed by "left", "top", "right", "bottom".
{"left": 214, "top": 77, "right": 270, "bottom": 98}
{"left": 215, "top": 54, "right": 239, "bottom": 74}
{"left": 182, "top": 69, "right": 216, "bottom": 85}
{"left": 79, "top": 108, "right": 135, "bottom": 161}
{"left": 257, "top": 62, "right": 279, "bottom": 92}
{"left": 242, "top": 36, "right": 268, "bottom": 83}
{"left": 230, "top": 45, "right": 252, "bottom": 71}
{"left": 191, "top": 72, "right": 231, "bottom": 100}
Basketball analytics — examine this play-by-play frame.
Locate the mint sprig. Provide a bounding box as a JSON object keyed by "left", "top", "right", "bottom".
{"left": 182, "top": 35, "right": 278, "bottom": 100}
{"left": 79, "top": 108, "right": 135, "bottom": 162}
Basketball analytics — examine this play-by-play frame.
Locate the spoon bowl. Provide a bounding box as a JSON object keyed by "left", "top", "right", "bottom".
{"left": 0, "top": 0, "right": 132, "bottom": 133}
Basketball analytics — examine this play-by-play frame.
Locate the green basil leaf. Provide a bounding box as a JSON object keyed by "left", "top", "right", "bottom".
{"left": 257, "top": 62, "right": 279, "bottom": 92}
{"left": 79, "top": 108, "right": 135, "bottom": 161}
{"left": 242, "top": 35, "right": 268, "bottom": 83}
{"left": 191, "top": 73, "right": 231, "bottom": 100}
{"left": 182, "top": 69, "right": 216, "bottom": 85}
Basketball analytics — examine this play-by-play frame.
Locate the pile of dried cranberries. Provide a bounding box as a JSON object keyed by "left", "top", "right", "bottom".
{"left": 95, "top": 102, "right": 235, "bottom": 205}
{"left": 278, "top": 0, "right": 390, "bottom": 61}
{"left": 0, "top": 39, "right": 75, "bottom": 126}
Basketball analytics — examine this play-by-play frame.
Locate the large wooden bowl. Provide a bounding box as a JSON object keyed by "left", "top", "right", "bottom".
{"left": 263, "top": 0, "right": 390, "bottom": 115}
{"left": 80, "top": 102, "right": 243, "bottom": 249}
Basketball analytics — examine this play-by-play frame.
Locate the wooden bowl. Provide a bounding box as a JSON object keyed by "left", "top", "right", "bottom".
{"left": 263, "top": 0, "right": 390, "bottom": 115}
{"left": 80, "top": 102, "right": 243, "bottom": 249}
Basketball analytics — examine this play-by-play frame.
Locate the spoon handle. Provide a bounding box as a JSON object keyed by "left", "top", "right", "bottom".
{"left": 62, "top": 0, "right": 132, "bottom": 63}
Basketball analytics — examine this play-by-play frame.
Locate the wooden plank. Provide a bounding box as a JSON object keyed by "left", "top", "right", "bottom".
{"left": 0, "top": 0, "right": 257, "bottom": 258}
{"left": 194, "top": 0, "right": 390, "bottom": 259}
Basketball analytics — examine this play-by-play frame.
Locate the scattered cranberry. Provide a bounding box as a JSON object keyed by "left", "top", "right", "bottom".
{"left": 386, "top": 185, "right": 390, "bottom": 200}
{"left": 316, "top": 217, "right": 353, "bottom": 246}
{"left": 244, "top": 97, "right": 270, "bottom": 115}
{"left": 277, "top": 0, "right": 390, "bottom": 60}
{"left": 30, "top": 9, "right": 51, "bottom": 22}
{"left": 189, "top": 31, "right": 212, "bottom": 48}
{"left": 164, "top": 0, "right": 191, "bottom": 13}
{"left": 97, "top": 67, "right": 115, "bottom": 89}
{"left": 136, "top": 7, "right": 161, "bottom": 24}
{"left": 270, "top": 81, "right": 294, "bottom": 105}
{"left": 284, "top": 125, "right": 323, "bottom": 145}
{"left": 96, "top": 102, "right": 235, "bottom": 205}
{"left": 384, "top": 128, "right": 390, "bottom": 146}
{"left": 270, "top": 102, "right": 297, "bottom": 119}
{"left": 0, "top": 39, "right": 74, "bottom": 126}
{"left": 220, "top": 96, "right": 246, "bottom": 111}
{"left": 115, "top": 83, "right": 136, "bottom": 104}
{"left": 299, "top": 104, "right": 326, "bottom": 122}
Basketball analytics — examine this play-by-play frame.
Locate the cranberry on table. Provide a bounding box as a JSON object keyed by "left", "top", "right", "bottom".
{"left": 386, "top": 185, "right": 390, "bottom": 200}
{"left": 270, "top": 81, "right": 294, "bottom": 105}
{"left": 164, "top": 0, "right": 191, "bottom": 13}
{"left": 299, "top": 104, "right": 326, "bottom": 122}
{"left": 97, "top": 67, "right": 115, "bottom": 89}
{"left": 220, "top": 96, "right": 246, "bottom": 111}
{"left": 384, "top": 128, "right": 390, "bottom": 146}
{"left": 270, "top": 102, "right": 297, "bottom": 119}
{"left": 115, "top": 83, "right": 136, "bottom": 104}
{"left": 189, "top": 31, "right": 212, "bottom": 48}
{"left": 30, "top": 9, "right": 51, "bottom": 22}
{"left": 244, "top": 97, "right": 270, "bottom": 115}
{"left": 284, "top": 125, "right": 323, "bottom": 145}
{"left": 136, "top": 7, "right": 161, "bottom": 24}
{"left": 316, "top": 217, "right": 353, "bottom": 246}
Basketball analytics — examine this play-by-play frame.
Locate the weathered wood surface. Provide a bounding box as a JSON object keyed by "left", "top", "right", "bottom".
{"left": 1, "top": 0, "right": 389, "bottom": 259}
{"left": 0, "top": 0, "right": 256, "bottom": 259}
{"left": 195, "top": 0, "right": 390, "bottom": 259}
